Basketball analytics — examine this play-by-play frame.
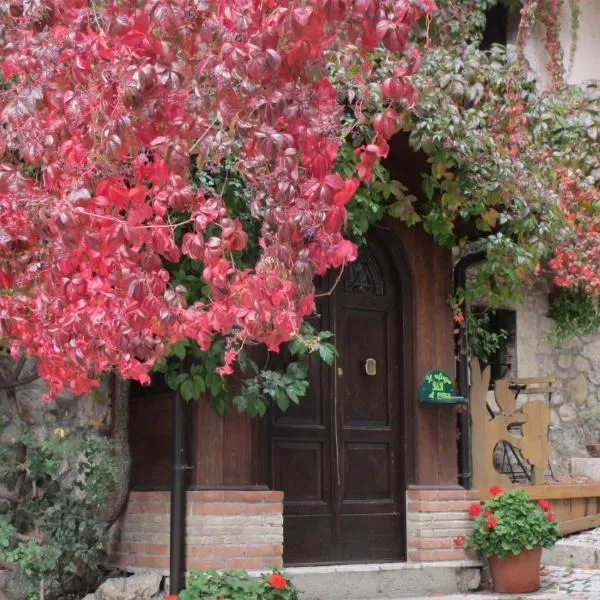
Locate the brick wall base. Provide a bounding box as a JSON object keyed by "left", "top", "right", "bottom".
{"left": 407, "top": 487, "right": 480, "bottom": 562}
{"left": 110, "top": 490, "right": 284, "bottom": 573}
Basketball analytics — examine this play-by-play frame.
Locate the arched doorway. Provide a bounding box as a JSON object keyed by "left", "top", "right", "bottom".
{"left": 267, "top": 231, "right": 412, "bottom": 565}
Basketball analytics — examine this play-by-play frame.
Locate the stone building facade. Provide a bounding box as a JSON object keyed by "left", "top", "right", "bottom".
{"left": 508, "top": 280, "right": 600, "bottom": 474}
{"left": 506, "top": 1, "right": 600, "bottom": 475}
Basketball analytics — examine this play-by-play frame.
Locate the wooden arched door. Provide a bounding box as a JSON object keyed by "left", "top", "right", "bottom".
{"left": 268, "top": 234, "right": 409, "bottom": 565}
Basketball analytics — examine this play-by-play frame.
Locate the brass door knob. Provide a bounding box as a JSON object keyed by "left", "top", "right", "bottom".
{"left": 364, "top": 358, "right": 377, "bottom": 376}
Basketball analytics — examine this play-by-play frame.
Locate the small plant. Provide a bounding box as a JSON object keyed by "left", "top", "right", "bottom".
{"left": 467, "top": 310, "right": 508, "bottom": 367}
{"left": 587, "top": 413, "right": 600, "bottom": 441}
{"left": 455, "top": 488, "right": 560, "bottom": 558}
{"left": 177, "top": 569, "right": 299, "bottom": 600}
{"left": 548, "top": 288, "right": 600, "bottom": 342}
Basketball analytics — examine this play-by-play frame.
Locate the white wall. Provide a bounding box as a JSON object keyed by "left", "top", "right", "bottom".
{"left": 520, "top": 1, "right": 600, "bottom": 87}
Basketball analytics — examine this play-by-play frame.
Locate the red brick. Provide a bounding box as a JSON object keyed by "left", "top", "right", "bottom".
{"left": 187, "top": 490, "right": 225, "bottom": 502}
{"left": 189, "top": 502, "right": 282, "bottom": 516}
{"left": 408, "top": 490, "right": 439, "bottom": 501}
{"left": 408, "top": 549, "right": 468, "bottom": 562}
{"left": 112, "top": 553, "right": 169, "bottom": 569}
{"left": 408, "top": 538, "right": 455, "bottom": 550}
{"left": 187, "top": 490, "right": 283, "bottom": 502}
{"left": 126, "top": 501, "right": 170, "bottom": 514}
{"left": 407, "top": 501, "right": 471, "bottom": 513}
{"left": 407, "top": 489, "right": 480, "bottom": 502}
{"left": 437, "top": 490, "right": 480, "bottom": 501}
{"left": 187, "top": 557, "right": 280, "bottom": 570}
{"left": 187, "top": 544, "right": 283, "bottom": 559}
{"left": 128, "top": 491, "right": 170, "bottom": 503}
{"left": 124, "top": 542, "right": 169, "bottom": 555}
{"left": 223, "top": 490, "right": 283, "bottom": 503}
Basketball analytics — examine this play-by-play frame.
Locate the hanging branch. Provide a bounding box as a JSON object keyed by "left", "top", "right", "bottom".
{"left": 0, "top": 356, "right": 39, "bottom": 391}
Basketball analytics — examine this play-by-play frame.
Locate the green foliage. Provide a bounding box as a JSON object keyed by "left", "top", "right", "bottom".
{"left": 464, "top": 489, "right": 560, "bottom": 558}
{"left": 586, "top": 411, "right": 600, "bottom": 440}
{"left": 430, "top": 0, "right": 501, "bottom": 47}
{"left": 288, "top": 322, "right": 338, "bottom": 366}
{"left": 232, "top": 323, "right": 337, "bottom": 417}
{"left": 233, "top": 361, "right": 309, "bottom": 417}
{"left": 0, "top": 427, "right": 119, "bottom": 598}
{"left": 179, "top": 569, "right": 299, "bottom": 600}
{"left": 155, "top": 323, "right": 337, "bottom": 417}
{"left": 335, "top": 140, "right": 420, "bottom": 246}
{"left": 467, "top": 310, "right": 508, "bottom": 366}
{"left": 155, "top": 339, "right": 231, "bottom": 415}
{"left": 548, "top": 288, "right": 600, "bottom": 342}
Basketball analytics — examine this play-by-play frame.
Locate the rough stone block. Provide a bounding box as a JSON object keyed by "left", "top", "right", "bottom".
{"left": 96, "top": 572, "right": 163, "bottom": 600}
{"left": 570, "top": 457, "right": 600, "bottom": 480}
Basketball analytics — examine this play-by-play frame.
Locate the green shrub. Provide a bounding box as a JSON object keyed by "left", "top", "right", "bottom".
{"left": 178, "top": 569, "right": 299, "bottom": 600}
{"left": 548, "top": 288, "right": 600, "bottom": 341}
{"left": 0, "top": 426, "right": 119, "bottom": 599}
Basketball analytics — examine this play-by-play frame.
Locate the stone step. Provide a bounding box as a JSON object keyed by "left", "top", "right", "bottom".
{"left": 543, "top": 541, "right": 600, "bottom": 570}
{"left": 284, "top": 561, "right": 482, "bottom": 600}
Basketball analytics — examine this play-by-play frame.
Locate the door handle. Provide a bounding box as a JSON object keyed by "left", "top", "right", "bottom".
{"left": 364, "top": 358, "right": 377, "bottom": 376}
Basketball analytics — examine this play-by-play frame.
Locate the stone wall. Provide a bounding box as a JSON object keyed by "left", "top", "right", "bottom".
{"left": 0, "top": 357, "right": 112, "bottom": 443}
{"left": 509, "top": 281, "right": 600, "bottom": 475}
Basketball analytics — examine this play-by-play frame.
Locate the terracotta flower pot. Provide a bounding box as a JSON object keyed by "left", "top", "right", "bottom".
{"left": 586, "top": 443, "right": 600, "bottom": 458}
{"left": 488, "top": 546, "right": 542, "bottom": 594}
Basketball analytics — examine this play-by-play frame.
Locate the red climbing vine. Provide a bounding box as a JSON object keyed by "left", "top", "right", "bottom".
{"left": 0, "top": 1, "right": 433, "bottom": 396}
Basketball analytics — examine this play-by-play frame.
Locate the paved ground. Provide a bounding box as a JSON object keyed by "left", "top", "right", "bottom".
{"left": 392, "top": 527, "right": 600, "bottom": 599}
{"left": 392, "top": 566, "right": 600, "bottom": 598}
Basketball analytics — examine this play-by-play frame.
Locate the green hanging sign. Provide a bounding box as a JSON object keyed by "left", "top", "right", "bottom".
{"left": 418, "top": 370, "right": 467, "bottom": 405}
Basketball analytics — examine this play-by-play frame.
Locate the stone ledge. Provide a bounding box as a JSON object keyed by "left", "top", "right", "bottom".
{"left": 284, "top": 562, "right": 482, "bottom": 599}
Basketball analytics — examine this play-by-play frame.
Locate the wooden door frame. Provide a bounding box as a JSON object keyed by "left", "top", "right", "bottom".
{"left": 256, "top": 223, "right": 416, "bottom": 530}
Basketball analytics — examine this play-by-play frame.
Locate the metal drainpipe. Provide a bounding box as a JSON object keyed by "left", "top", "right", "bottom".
{"left": 169, "top": 390, "right": 187, "bottom": 593}
{"left": 454, "top": 251, "right": 486, "bottom": 490}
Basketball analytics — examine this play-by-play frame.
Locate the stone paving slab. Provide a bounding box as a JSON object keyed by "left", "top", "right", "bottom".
{"left": 364, "top": 565, "right": 600, "bottom": 599}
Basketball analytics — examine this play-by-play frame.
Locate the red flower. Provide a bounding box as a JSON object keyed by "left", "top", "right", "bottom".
{"left": 485, "top": 515, "right": 498, "bottom": 529}
{"left": 547, "top": 512, "right": 556, "bottom": 522}
{"left": 268, "top": 573, "right": 287, "bottom": 589}
{"left": 489, "top": 486, "right": 504, "bottom": 497}
{"left": 468, "top": 503, "right": 482, "bottom": 517}
{"left": 453, "top": 534, "right": 467, "bottom": 548}
{"left": 165, "top": 596, "right": 177, "bottom": 600}
{"left": 539, "top": 500, "right": 552, "bottom": 512}
{"left": 483, "top": 508, "right": 492, "bottom": 517}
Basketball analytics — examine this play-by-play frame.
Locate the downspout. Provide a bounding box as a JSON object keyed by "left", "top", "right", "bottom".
{"left": 169, "top": 390, "right": 187, "bottom": 593}
{"left": 454, "top": 251, "right": 486, "bottom": 489}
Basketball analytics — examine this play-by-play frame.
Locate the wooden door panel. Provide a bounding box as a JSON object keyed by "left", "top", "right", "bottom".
{"left": 273, "top": 439, "right": 329, "bottom": 511}
{"left": 339, "top": 308, "right": 390, "bottom": 426}
{"left": 339, "top": 513, "right": 403, "bottom": 562}
{"left": 343, "top": 442, "right": 392, "bottom": 502}
{"left": 283, "top": 515, "right": 335, "bottom": 565}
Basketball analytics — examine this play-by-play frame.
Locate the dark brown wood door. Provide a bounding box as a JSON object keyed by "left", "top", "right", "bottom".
{"left": 269, "top": 238, "right": 406, "bottom": 565}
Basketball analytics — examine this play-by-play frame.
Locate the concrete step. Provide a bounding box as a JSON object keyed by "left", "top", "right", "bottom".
{"left": 543, "top": 540, "right": 600, "bottom": 570}
{"left": 362, "top": 595, "right": 571, "bottom": 599}
{"left": 285, "top": 561, "right": 482, "bottom": 600}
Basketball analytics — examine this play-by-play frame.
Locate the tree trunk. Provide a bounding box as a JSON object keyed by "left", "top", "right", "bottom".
{"left": 104, "top": 376, "right": 131, "bottom": 526}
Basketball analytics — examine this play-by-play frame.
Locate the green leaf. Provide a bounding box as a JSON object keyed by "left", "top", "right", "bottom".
{"left": 180, "top": 379, "right": 194, "bottom": 401}
{"left": 191, "top": 375, "right": 206, "bottom": 397}
{"left": 171, "top": 340, "right": 189, "bottom": 360}
{"left": 318, "top": 344, "right": 335, "bottom": 366}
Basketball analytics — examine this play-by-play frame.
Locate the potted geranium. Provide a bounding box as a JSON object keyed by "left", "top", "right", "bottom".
{"left": 455, "top": 487, "right": 560, "bottom": 594}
